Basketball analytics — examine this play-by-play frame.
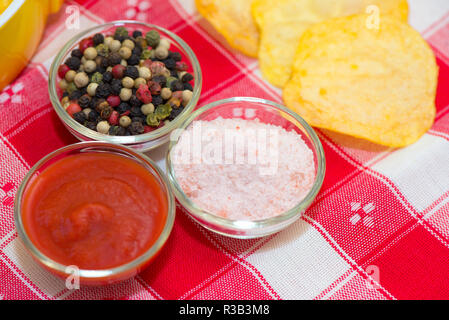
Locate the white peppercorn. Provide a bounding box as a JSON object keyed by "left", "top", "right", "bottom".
{"left": 122, "top": 76, "right": 134, "bottom": 89}
{"left": 161, "top": 87, "right": 172, "bottom": 100}
{"left": 96, "top": 121, "right": 110, "bottom": 134}
{"left": 119, "top": 46, "right": 132, "bottom": 60}
{"left": 87, "top": 82, "right": 98, "bottom": 96}
{"left": 104, "top": 36, "right": 113, "bottom": 48}
{"left": 154, "top": 46, "right": 169, "bottom": 60}
{"left": 138, "top": 66, "right": 151, "bottom": 80}
{"left": 182, "top": 89, "right": 193, "bottom": 106}
{"left": 109, "top": 39, "right": 121, "bottom": 52}
{"left": 122, "top": 39, "right": 135, "bottom": 50}
{"left": 65, "top": 70, "right": 76, "bottom": 82}
{"left": 84, "top": 47, "right": 98, "bottom": 60}
{"left": 119, "top": 115, "right": 132, "bottom": 127}
{"left": 119, "top": 87, "right": 132, "bottom": 101}
{"left": 134, "top": 77, "right": 146, "bottom": 88}
{"left": 158, "top": 38, "right": 170, "bottom": 50}
{"left": 84, "top": 60, "right": 97, "bottom": 73}
{"left": 141, "top": 103, "right": 155, "bottom": 115}
{"left": 74, "top": 72, "right": 89, "bottom": 88}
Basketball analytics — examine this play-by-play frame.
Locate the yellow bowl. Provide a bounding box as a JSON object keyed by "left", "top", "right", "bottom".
{"left": 0, "top": 0, "right": 63, "bottom": 91}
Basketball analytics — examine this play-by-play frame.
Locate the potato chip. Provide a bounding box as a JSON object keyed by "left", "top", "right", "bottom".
{"left": 283, "top": 14, "right": 438, "bottom": 147}
{"left": 195, "top": 0, "right": 259, "bottom": 57}
{"left": 252, "top": 0, "right": 409, "bottom": 87}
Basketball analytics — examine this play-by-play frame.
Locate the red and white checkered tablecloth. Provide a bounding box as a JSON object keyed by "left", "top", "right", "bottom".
{"left": 1, "top": 0, "right": 449, "bottom": 300}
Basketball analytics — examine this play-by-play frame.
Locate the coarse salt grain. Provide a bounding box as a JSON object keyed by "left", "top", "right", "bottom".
{"left": 172, "top": 118, "right": 315, "bottom": 220}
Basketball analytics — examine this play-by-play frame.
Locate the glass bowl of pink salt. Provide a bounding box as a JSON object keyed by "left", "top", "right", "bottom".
{"left": 166, "top": 97, "right": 325, "bottom": 238}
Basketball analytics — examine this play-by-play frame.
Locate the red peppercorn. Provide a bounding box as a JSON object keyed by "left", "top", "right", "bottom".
{"left": 148, "top": 81, "right": 161, "bottom": 95}
{"left": 107, "top": 95, "right": 121, "bottom": 107}
{"left": 143, "top": 125, "right": 155, "bottom": 133}
{"left": 79, "top": 37, "right": 93, "bottom": 54}
{"left": 140, "top": 59, "right": 152, "bottom": 69}
{"left": 112, "top": 64, "right": 126, "bottom": 79}
{"left": 172, "top": 91, "right": 183, "bottom": 101}
{"left": 150, "top": 61, "right": 165, "bottom": 75}
{"left": 66, "top": 103, "right": 82, "bottom": 117}
{"left": 175, "top": 61, "right": 188, "bottom": 72}
{"left": 120, "top": 110, "right": 131, "bottom": 117}
{"left": 58, "top": 64, "right": 70, "bottom": 78}
{"left": 136, "top": 84, "right": 152, "bottom": 104}
{"left": 108, "top": 110, "right": 119, "bottom": 125}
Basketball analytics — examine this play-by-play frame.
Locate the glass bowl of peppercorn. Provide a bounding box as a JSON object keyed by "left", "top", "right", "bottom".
{"left": 49, "top": 21, "right": 202, "bottom": 152}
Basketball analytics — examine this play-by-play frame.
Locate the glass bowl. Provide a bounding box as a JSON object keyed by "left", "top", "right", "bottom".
{"left": 14, "top": 141, "right": 176, "bottom": 285}
{"left": 166, "top": 97, "right": 325, "bottom": 239}
{"left": 48, "top": 20, "right": 202, "bottom": 152}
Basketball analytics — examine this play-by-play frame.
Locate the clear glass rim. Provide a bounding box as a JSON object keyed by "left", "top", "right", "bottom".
{"left": 14, "top": 141, "right": 176, "bottom": 279}
{"left": 166, "top": 97, "right": 326, "bottom": 232}
{"left": 48, "top": 20, "right": 202, "bottom": 145}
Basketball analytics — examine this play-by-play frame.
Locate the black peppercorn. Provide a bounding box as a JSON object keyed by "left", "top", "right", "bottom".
{"left": 163, "top": 58, "right": 176, "bottom": 70}
{"left": 129, "top": 121, "right": 144, "bottom": 135}
{"left": 152, "top": 95, "right": 163, "bottom": 106}
{"left": 96, "top": 83, "right": 112, "bottom": 98}
{"left": 73, "top": 111, "right": 87, "bottom": 124}
{"left": 102, "top": 71, "right": 113, "bottom": 83}
{"left": 129, "top": 95, "right": 142, "bottom": 108}
{"left": 78, "top": 95, "right": 91, "bottom": 109}
{"left": 87, "top": 109, "right": 99, "bottom": 121}
{"left": 131, "top": 46, "right": 142, "bottom": 56}
{"left": 92, "top": 33, "right": 104, "bottom": 46}
{"left": 107, "top": 52, "right": 122, "bottom": 66}
{"left": 65, "top": 56, "right": 81, "bottom": 70}
{"left": 168, "top": 106, "right": 184, "bottom": 121}
{"left": 71, "top": 48, "right": 83, "bottom": 59}
{"left": 131, "top": 116, "right": 144, "bottom": 124}
{"left": 170, "top": 69, "right": 178, "bottom": 77}
{"left": 127, "top": 54, "right": 140, "bottom": 66}
{"left": 171, "top": 80, "right": 184, "bottom": 92}
{"left": 110, "top": 79, "right": 122, "bottom": 95}
{"left": 108, "top": 125, "right": 122, "bottom": 136}
{"left": 152, "top": 75, "right": 166, "bottom": 87}
{"left": 117, "top": 102, "right": 130, "bottom": 114}
{"left": 85, "top": 121, "right": 97, "bottom": 131}
{"left": 132, "top": 30, "right": 143, "bottom": 38}
{"left": 182, "top": 73, "right": 194, "bottom": 83}
{"left": 69, "top": 90, "right": 83, "bottom": 101}
{"left": 130, "top": 106, "right": 143, "bottom": 117}
{"left": 183, "top": 83, "right": 193, "bottom": 91}
{"left": 169, "top": 51, "right": 182, "bottom": 61}
{"left": 100, "top": 57, "right": 110, "bottom": 69}
{"left": 116, "top": 126, "right": 127, "bottom": 136}
{"left": 124, "top": 66, "right": 139, "bottom": 79}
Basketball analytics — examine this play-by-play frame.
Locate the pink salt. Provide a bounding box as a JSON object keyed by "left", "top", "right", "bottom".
{"left": 172, "top": 118, "right": 316, "bottom": 220}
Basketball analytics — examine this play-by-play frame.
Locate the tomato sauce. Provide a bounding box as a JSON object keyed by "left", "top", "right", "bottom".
{"left": 21, "top": 152, "right": 168, "bottom": 270}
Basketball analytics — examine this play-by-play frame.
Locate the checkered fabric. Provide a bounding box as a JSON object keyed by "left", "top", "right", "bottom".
{"left": 1, "top": 0, "right": 449, "bottom": 300}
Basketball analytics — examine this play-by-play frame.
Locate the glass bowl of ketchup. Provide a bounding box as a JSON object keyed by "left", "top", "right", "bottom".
{"left": 14, "top": 141, "right": 175, "bottom": 285}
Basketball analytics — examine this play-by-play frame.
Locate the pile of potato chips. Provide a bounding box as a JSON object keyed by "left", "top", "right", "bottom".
{"left": 196, "top": 0, "right": 438, "bottom": 147}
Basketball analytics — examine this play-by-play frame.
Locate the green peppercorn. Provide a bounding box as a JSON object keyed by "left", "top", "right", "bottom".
{"left": 155, "top": 103, "right": 172, "bottom": 120}
{"left": 95, "top": 43, "right": 109, "bottom": 57}
{"left": 146, "top": 113, "right": 160, "bottom": 127}
{"left": 66, "top": 82, "right": 77, "bottom": 95}
{"left": 135, "top": 36, "right": 147, "bottom": 49}
{"left": 165, "top": 76, "right": 178, "bottom": 89}
{"left": 141, "top": 49, "right": 152, "bottom": 60}
{"left": 91, "top": 72, "right": 103, "bottom": 84}
{"left": 114, "top": 26, "right": 129, "bottom": 39}
{"left": 145, "top": 30, "right": 160, "bottom": 48}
